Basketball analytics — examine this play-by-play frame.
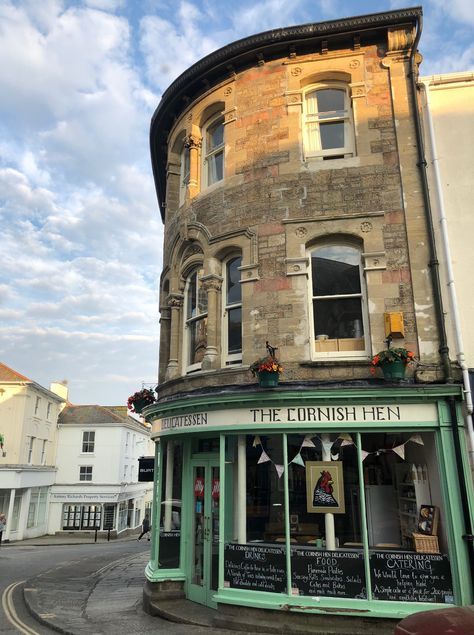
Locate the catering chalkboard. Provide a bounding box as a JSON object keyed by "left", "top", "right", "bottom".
{"left": 291, "top": 548, "right": 366, "bottom": 598}
{"left": 224, "top": 543, "right": 286, "bottom": 593}
{"left": 370, "top": 550, "right": 454, "bottom": 603}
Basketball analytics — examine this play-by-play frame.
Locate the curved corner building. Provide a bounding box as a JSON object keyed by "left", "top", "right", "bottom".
{"left": 143, "top": 6, "right": 474, "bottom": 629}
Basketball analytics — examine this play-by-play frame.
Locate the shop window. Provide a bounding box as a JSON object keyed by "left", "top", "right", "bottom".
{"left": 63, "top": 504, "right": 101, "bottom": 530}
{"left": 223, "top": 256, "right": 242, "bottom": 364}
{"left": 184, "top": 266, "right": 208, "bottom": 373}
{"left": 79, "top": 466, "right": 93, "bottom": 481}
{"left": 303, "top": 84, "right": 354, "bottom": 160}
{"left": 158, "top": 439, "right": 183, "bottom": 569}
{"left": 310, "top": 243, "right": 368, "bottom": 357}
{"left": 203, "top": 114, "right": 224, "bottom": 187}
{"left": 82, "top": 430, "right": 95, "bottom": 453}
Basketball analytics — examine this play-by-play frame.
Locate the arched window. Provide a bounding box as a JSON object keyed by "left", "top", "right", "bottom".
{"left": 223, "top": 256, "right": 242, "bottom": 364}
{"left": 179, "top": 142, "right": 190, "bottom": 206}
{"left": 303, "top": 84, "right": 354, "bottom": 160}
{"left": 310, "top": 244, "right": 367, "bottom": 356}
{"left": 203, "top": 114, "right": 224, "bottom": 186}
{"left": 184, "top": 266, "right": 208, "bottom": 372}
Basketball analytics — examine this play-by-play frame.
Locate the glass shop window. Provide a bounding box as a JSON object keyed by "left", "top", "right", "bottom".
{"left": 288, "top": 432, "right": 367, "bottom": 599}
{"left": 159, "top": 439, "right": 183, "bottom": 569}
{"left": 223, "top": 435, "right": 288, "bottom": 595}
{"left": 361, "top": 431, "right": 454, "bottom": 604}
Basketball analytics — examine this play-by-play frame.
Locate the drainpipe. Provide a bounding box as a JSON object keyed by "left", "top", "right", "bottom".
{"left": 407, "top": 13, "right": 453, "bottom": 384}
{"left": 418, "top": 75, "right": 474, "bottom": 467}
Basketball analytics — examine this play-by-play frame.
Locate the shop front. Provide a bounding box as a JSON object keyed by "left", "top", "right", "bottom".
{"left": 145, "top": 385, "right": 473, "bottom": 621}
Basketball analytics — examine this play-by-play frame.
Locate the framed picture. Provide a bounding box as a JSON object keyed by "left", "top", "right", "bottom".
{"left": 418, "top": 505, "right": 439, "bottom": 535}
{"left": 306, "top": 461, "right": 345, "bottom": 514}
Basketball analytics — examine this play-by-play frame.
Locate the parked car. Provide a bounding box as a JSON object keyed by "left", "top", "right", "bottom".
{"left": 394, "top": 606, "right": 474, "bottom": 635}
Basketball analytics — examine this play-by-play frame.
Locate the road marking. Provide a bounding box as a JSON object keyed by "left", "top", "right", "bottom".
{"left": 2, "top": 581, "right": 40, "bottom": 635}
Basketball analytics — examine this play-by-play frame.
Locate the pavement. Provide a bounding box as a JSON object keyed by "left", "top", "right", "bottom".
{"left": 3, "top": 534, "right": 397, "bottom": 635}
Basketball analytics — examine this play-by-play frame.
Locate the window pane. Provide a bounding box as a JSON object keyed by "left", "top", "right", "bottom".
{"left": 189, "top": 317, "right": 207, "bottom": 365}
{"left": 320, "top": 121, "right": 345, "bottom": 149}
{"left": 227, "top": 307, "right": 242, "bottom": 354}
{"left": 159, "top": 440, "right": 183, "bottom": 569}
{"left": 312, "top": 246, "right": 361, "bottom": 296}
{"left": 187, "top": 271, "right": 197, "bottom": 319}
{"left": 227, "top": 257, "right": 242, "bottom": 304}
{"left": 207, "top": 120, "right": 223, "bottom": 150}
{"left": 316, "top": 88, "right": 345, "bottom": 114}
{"left": 208, "top": 150, "right": 223, "bottom": 184}
{"left": 313, "top": 298, "right": 364, "bottom": 340}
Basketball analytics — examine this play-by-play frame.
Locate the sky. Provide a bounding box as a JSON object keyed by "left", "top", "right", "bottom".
{"left": 0, "top": 0, "right": 473, "bottom": 406}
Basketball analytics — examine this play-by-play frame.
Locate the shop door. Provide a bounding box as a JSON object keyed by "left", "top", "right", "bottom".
{"left": 188, "top": 459, "right": 220, "bottom": 607}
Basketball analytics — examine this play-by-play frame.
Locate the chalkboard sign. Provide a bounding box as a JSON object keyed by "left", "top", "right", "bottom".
{"left": 224, "top": 543, "right": 286, "bottom": 593}
{"left": 370, "top": 550, "right": 454, "bottom": 603}
{"left": 291, "top": 548, "right": 366, "bottom": 598}
{"left": 159, "top": 531, "right": 180, "bottom": 568}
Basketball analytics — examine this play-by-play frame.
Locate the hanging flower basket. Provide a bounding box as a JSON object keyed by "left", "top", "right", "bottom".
{"left": 250, "top": 354, "right": 283, "bottom": 388}
{"left": 127, "top": 388, "right": 156, "bottom": 414}
{"left": 370, "top": 348, "right": 416, "bottom": 381}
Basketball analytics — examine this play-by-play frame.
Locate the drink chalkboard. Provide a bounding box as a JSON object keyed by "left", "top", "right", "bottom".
{"left": 291, "top": 548, "right": 366, "bottom": 598}
{"left": 159, "top": 531, "right": 180, "bottom": 568}
{"left": 370, "top": 551, "right": 454, "bottom": 603}
{"left": 224, "top": 543, "right": 286, "bottom": 593}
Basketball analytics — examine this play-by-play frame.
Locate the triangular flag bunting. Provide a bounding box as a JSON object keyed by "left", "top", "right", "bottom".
{"left": 392, "top": 444, "right": 405, "bottom": 460}
{"left": 360, "top": 450, "right": 370, "bottom": 462}
{"left": 253, "top": 435, "right": 261, "bottom": 447}
{"left": 409, "top": 434, "right": 424, "bottom": 445}
{"left": 322, "top": 441, "right": 333, "bottom": 457}
{"left": 291, "top": 453, "right": 305, "bottom": 467}
{"left": 275, "top": 464, "right": 284, "bottom": 478}
{"left": 331, "top": 453, "right": 339, "bottom": 461}
{"left": 338, "top": 433, "right": 353, "bottom": 442}
{"left": 301, "top": 435, "right": 316, "bottom": 448}
{"left": 258, "top": 450, "right": 271, "bottom": 464}
{"left": 340, "top": 440, "right": 354, "bottom": 447}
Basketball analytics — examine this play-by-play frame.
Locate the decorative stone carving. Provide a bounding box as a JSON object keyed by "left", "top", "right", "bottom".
{"left": 224, "top": 86, "right": 233, "bottom": 96}
{"left": 387, "top": 26, "right": 415, "bottom": 53}
{"left": 349, "top": 59, "right": 360, "bottom": 69}
{"left": 360, "top": 221, "right": 373, "bottom": 233}
{"left": 295, "top": 226, "right": 307, "bottom": 238}
{"left": 290, "top": 66, "right": 302, "bottom": 76}
{"left": 201, "top": 276, "right": 223, "bottom": 293}
{"left": 167, "top": 294, "right": 184, "bottom": 309}
{"left": 184, "top": 134, "right": 202, "bottom": 149}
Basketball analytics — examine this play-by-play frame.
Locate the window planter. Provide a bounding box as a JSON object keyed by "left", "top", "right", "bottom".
{"left": 380, "top": 360, "right": 406, "bottom": 381}
{"left": 257, "top": 371, "right": 279, "bottom": 387}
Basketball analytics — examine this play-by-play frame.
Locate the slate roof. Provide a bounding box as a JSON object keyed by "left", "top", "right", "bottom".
{"left": 59, "top": 404, "right": 148, "bottom": 430}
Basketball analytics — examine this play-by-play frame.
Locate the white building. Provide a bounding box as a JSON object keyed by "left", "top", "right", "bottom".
{"left": 49, "top": 405, "right": 154, "bottom": 536}
{"left": 420, "top": 71, "right": 474, "bottom": 467}
{"left": 0, "top": 362, "right": 65, "bottom": 541}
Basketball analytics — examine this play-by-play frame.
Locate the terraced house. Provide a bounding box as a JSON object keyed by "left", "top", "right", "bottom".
{"left": 143, "top": 7, "right": 474, "bottom": 631}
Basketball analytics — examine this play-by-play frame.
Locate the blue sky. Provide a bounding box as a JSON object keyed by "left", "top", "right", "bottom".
{"left": 0, "top": 0, "right": 473, "bottom": 405}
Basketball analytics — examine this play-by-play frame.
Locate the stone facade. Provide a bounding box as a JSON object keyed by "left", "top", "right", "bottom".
{"left": 152, "top": 9, "right": 442, "bottom": 397}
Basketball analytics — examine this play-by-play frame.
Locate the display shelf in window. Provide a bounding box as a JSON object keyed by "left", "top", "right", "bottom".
{"left": 396, "top": 464, "right": 431, "bottom": 548}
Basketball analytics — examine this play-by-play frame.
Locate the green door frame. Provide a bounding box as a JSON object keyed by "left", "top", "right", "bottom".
{"left": 187, "top": 456, "right": 220, "bottom": 607}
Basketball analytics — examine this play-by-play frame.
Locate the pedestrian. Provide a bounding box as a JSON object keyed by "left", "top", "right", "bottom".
{"left": 0, "top": 513, "right": 6, "bottom": 547}
{"left": 137, "top": 514, "right": 150, "bottom": 541}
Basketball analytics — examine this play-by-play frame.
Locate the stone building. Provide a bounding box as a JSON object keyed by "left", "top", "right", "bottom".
{"left": 143, "top": 7, "right": 474, "bottom": 630}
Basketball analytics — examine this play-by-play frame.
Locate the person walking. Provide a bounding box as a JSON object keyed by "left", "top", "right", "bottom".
{"left": 0, "top": 513, "right": 6, "bottom": 547}
{"left": 137, "top": 514, "right": 150, "bottom": 541}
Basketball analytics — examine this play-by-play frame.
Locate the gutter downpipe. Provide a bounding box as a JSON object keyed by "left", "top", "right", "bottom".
{"left": 418, "top": 76, "right": 474, "bottom": 467}
{"left": 409, "top": 16, "right": 474, "bottom": 584}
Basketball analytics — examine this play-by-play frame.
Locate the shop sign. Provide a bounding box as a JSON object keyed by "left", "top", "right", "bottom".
{"left": 157, "top": 403, "right": 438, "bottom": 435}
{"left": 138, "top": 457, "right": 154, "bottom": 482}
{"left": 50, "top": 492, "right": 119, "bottom": 502}
{"left": 194, "top": 476, "right": 204, "bottom": 498}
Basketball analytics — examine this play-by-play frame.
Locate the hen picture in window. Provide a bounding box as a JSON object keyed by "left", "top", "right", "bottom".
{"left": 306, "top": 461, "right": 345, "bottom": 514}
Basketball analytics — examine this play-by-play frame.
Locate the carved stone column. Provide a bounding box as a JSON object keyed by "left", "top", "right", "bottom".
{"left": 165, "top": 293, "right": 183, "bottom": 381}
{"left": 184, "top": 133, "right": 202, "bottom": 199}
{"left": 158, "top": 305, "right": 171, "bottom": 383}
{"left": 201, "top": 274, "right": 223, "bottom": 370}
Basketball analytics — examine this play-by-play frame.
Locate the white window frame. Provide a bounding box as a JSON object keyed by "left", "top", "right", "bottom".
{"left": 82, "top": 430, "right": 95, "bottom": 453}
{"left": 34, "top": 396, "right": 41, "bottom": 415}
{"left": 183, "top": 266, "right": 208, "bottom": 374}
{"left": 222, "top": 255, "right": 243, "bottom": 365}
{"left": 46, "top": 402, "right": 52, "bottom": 420}
{"left": 27, "top": 436, "right": 35, "bottom": 463}
{"left": 40, "top": 439, "right": 47, "bottom": 465}
{"left": 303, "top": 83, "right": 354, "bottom": 160}
{"left": 309, "top": 243, "right": 369, "bottom": 360}
{"left": 203, "top": 114, "right": 224, "bottom": 188}
{"left": 79, "top": 466, "right": 93, "bottom": 481}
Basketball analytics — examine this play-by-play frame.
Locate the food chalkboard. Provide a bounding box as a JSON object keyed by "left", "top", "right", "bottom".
{"left": 291, "top": 548, "right": 366, "bottom": 598}
{"left": 370, "top": 550, "right": 454, "bottom": 603}
{"left": 224, "top": 543, "right": 286, "bottom": 593}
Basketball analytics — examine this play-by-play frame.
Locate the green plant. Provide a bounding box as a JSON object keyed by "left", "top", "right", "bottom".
{"left": 250, "top": 355, "right": 283, "bottom": 377}
{"left": 127, "top": 388, "right": 156, "bottom": 413}
{"left": 370, "top": 348, "right": 416, "bottom": 375}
